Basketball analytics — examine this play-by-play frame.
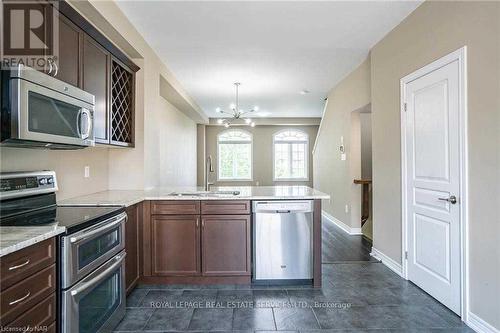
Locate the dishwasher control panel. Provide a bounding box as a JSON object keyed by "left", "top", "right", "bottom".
{"left": 253, "top": 200, "right": 313, "bottom": 213}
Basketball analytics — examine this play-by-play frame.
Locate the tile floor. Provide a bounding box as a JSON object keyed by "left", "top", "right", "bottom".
{"left": 113, "top": 219, "right": 473, "bottom": 333}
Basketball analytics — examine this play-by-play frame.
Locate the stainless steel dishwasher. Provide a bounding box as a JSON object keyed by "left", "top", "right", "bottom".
{"left": 253, "top": 200, "right": 313, "bottom": 282}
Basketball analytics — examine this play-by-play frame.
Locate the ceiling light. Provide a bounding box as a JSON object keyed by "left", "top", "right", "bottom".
{"left": 300, "top": 89, "right": 310, "bottom": 95}
{"left": 215, "top": 82, "right": 263, "bottom": 127}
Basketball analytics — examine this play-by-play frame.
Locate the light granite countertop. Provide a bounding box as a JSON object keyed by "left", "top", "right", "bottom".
{"left": 58, "top": 186, "right": 330, "bottom": 207}
{"left": 1, "top": 186, "right": 328, "bottom": 257}
{"left": 0, "top": 225, "right": 66, "bottom": 257}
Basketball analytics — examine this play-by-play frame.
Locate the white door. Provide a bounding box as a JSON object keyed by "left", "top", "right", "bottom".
{"left": 402, "top": 54, "right": 463, "bottom": 314}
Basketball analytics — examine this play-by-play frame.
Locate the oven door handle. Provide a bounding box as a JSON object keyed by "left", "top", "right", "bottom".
{"left": 70, "top": 252, "right": 126, "bottom": 297}
{"left": 70, "top": 212, "right": 127, "bottom": 244}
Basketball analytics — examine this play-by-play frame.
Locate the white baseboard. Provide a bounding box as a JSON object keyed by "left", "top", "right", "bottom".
{"left": 370, "top": 247, "right": 403, "bottom": 277}
{"left": 467, "top": 312, "right": 500, "bottom": 333}
{"left": 322, "top": 211, "right": 362, "bottom": 235}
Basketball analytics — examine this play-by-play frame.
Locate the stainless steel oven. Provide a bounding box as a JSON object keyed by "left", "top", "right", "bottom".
{"left": 61, "top": 251, "right": 126, "bottom": 333}
{"left": 1, "top": 64, "right": 95, "bottom": 149}
{"left": 60, "top": 212, "right": 127, "bottom": 289}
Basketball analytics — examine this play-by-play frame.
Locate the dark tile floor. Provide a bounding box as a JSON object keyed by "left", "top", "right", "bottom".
{"left": 113, "top": 220, "right": 473, "bottom": 333}
{"left": 321, "top": 220, "right": 377, "bottom": 263}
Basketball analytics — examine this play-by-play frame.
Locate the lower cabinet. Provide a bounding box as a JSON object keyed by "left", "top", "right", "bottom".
{"left": 146, "top": 200, "right": 251, "bottom": 281}
{"left": 0, "top": 238, "right": 56, "bottom": 330}
{"left": 125, "top": 204, "right": 141, "bottom": 294}
{"left": 151, "top": 215, "right": 201, "bottom": 276}
{"left": 201, "top": 215, "right": 251, "bottom": 276}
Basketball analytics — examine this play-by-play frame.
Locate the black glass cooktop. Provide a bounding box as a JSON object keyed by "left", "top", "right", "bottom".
{"left": 0, "top": 194, "right": 124, "bottom": 233}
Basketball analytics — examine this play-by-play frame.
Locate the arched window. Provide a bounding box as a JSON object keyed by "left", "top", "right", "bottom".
{"left": 218, "top": 129, "right": 252, "bottom": 180}
{"left": 273, "top": 129, "right": 309, "bottom": 180}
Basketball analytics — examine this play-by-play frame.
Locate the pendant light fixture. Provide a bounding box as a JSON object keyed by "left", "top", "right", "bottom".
{"left": 216, "top": 82, "right": 257, "bottom": 127}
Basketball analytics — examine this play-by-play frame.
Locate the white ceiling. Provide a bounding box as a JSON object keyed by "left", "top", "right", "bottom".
{"left": 116, "top": 1, "right": 421, "bottom": 118}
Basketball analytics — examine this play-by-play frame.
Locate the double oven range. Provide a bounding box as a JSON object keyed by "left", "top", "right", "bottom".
{"left": 0, "top": 171, "right": 127, "bottom": 333}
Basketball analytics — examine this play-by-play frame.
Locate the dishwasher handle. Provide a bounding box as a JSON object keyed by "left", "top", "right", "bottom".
{"left": 253, "top": 201, "right": 313, "bottom": 214}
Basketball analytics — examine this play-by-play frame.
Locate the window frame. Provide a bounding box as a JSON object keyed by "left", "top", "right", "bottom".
{"left": 217, "top": 129, "right": 253, "bottom": 181}
{"left": 272, "top": 129, "right": 309, "bottom": 182}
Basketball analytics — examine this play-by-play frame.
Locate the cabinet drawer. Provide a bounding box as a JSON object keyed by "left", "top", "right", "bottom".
{"left": 152, "top": 201, "right": 200, "bottom": 215}
{"left": 0, "top": 238, "right": 55, "bottom": 290}
{"left": 6, "top": 293, "right": 56, "bottom": 330}
{"left": 201, "top": 201, "right": 250, "bottom": 215}
{"left": 0, "top": 264, "right": 56, "bottom": 325}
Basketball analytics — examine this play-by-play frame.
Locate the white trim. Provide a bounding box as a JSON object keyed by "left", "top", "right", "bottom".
{"left": 312, "top": 98, "right": 328, "bottom": 155}
{"left": 467, "top": 312, "right": 500, "bottom": 333}
{"left": 400, "top": 46, "right": 468, "bottom": 319}
{"left": 322, "top": 210, "right": 362, "bottom": 235}
{"left": 370, "top": 247, "right": 403, "bottom": 277}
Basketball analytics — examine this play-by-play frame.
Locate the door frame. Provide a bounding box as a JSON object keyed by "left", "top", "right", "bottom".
{"left": 400, "top": 46, "right": 468, "bottom": 320}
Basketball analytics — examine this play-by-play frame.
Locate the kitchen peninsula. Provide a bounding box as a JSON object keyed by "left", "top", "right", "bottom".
{"left": 59, "top": 186, "right": 329, "bottom": 288}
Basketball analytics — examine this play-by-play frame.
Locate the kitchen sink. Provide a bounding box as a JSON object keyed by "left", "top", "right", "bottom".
{"left": 169, "top": 190, "right": 240, "bottom": 197}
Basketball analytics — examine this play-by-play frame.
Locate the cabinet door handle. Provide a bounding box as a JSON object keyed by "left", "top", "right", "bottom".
{"left": 8, "top": 259, "right": 30, "bottom": 271}
{"left": 9, "top": 291, "right": 30, "bottom": 305}
{"left": 201, "top": 220, "right": 205, "bottom": 228}
{"left": 196, "top": 219, "right": 199, "bottom": 228}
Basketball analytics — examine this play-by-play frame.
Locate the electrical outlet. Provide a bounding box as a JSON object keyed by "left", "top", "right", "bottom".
{"left": 345, "top": 204, "right": 349, "bottom": 213}
{"left": 341, "top": 153, "right": 347, "bottom": 161}
{"left": 84, "top": 166, "right": 90, "bottom": 178}
{"left": 255, "top": 181, "right": 260, "bottom": 186}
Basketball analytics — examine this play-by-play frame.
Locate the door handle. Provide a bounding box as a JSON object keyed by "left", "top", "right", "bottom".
{"left": 80, "top": 108, "right": 92, "bottom": 140}
{"left": 438, "top": 195, "right": 457, "bottom": 204}
{"left": 70, "top": 212, "right": 127, "bottom": 243}
{"left": 9, "top": 291, "right": 31, "bottom": 305}
{"left": 70, "top": 253, "right": 125, "bottom": 297}
{"left": 8, "top": 259, "right": 30, "bottom": 271}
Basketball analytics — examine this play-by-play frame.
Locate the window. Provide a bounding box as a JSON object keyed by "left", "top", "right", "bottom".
{"left": 218, "top": 130, "right": 252, "bottom": 180}
{"left": 273, "top": 129, "right": 309, "bottom": 180}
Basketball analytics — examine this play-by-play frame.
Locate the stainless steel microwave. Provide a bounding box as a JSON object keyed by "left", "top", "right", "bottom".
{"left": 0, "top": 65, "right": 95, "bottom": 149}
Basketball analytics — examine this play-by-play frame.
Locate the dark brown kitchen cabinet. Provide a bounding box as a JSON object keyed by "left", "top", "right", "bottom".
{"left": 82, "top": 35, "right": 111, "bottom": 143}
{"left": 56, "top": 13, "right": 82, "bottom": 87}
{"left": 151, "top": 215, "right": 201, "bottom": 276}
{"left": 0, "top": 238, "right": 56, "bottom": 330}
{"left": 125, "top": 204, "right": 141, "bottom": 294}
{"left": 201, "top": 215, "right": 251, "bottom": 276}
{"left": 110, "top": 58, "right": 135, "bottom": 146}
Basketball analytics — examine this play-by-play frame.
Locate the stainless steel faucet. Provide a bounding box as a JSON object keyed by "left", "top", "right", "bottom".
{"left": 205, "top": 155, "right": 214, "bottom": 191}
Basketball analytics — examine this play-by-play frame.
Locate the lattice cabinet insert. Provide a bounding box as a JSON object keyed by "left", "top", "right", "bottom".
{"left": 111, "top": 59, "right": 135, "bottom": 146}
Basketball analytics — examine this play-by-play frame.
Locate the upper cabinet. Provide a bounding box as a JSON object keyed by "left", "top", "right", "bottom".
{"left": 57, "top": 13, "right": 82, "bottom": 87}
{"left": 110, "top": 59, "right": 134, "bottom": 146}
{"left": 39, "top": 2, "right": 139, "bottom": 147}
{"left": 82, "top": 35, "right": 110, "bottom": 143}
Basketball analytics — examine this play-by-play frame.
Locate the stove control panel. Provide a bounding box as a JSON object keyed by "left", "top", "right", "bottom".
{"left": 0, "top": 171, "right": 57, "bottom": 200}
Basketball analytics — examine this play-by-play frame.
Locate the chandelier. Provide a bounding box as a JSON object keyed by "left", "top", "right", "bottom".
{"left": 216, "top": 82, "right": 257, "bottom": 128}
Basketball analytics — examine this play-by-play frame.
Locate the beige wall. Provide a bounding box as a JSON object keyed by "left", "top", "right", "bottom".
{"left": 370, "top": 1, "right": 500, "bottom": 328}
{"left": 360, "top": 113, "right": 372, "bottom": 179}
{"left": 0, "top": 148, "right": 109, "bottom": 200}
{"left": 313, "top": 58, "right": 371, "bottom": 228}
{"left": 0, "top": 0, "right": 199, "bottom": 199}
{"left": 204, "top": 125, "right": 318, "bottom": 187}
